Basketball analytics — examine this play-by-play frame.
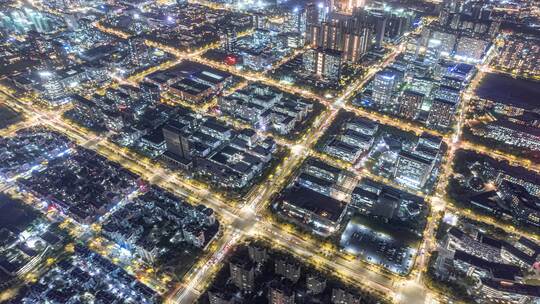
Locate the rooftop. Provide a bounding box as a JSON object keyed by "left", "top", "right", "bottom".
{"left": 282, "top": 186, "right": 346, "bottom": 222}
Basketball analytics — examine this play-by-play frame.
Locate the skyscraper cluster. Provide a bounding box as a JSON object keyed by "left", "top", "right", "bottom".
{"left": 300, "top": 2, "right": 414, "bottom": 83}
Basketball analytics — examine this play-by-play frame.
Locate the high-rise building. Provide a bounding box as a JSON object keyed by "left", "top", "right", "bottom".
{"left": 372, "top": 69, "right": 398, "bottom": 111}
{"left": 162, "top": 122, "right": 191, "bottom": 160}
{"left": 253, "top": 12, "right": 267, "bottom": 29}
{"left": 399, "top": 90, "right": 424, "bottom": 120}
{"left": 448, "top": 13, "right": 460, "bottom": 30}
{"left": 26, "top": 9, "right": 51, "bottom": 33}
{"left": 305, "top": 2, "right": 319, "bottom": 27}
{"left": 220, "top": 29, "right": 237, "bottom": 53}
{"left": 393, "top": 151, "right": 433, "bottom": 190}
{"left": 306, "top": 274, "right": 327, "bottom": 294}
{"left": 487, "top": 20, "right": 500, "bottom": 38}
{"left": 229, "top": 258, "right": 255, "bottom": 291}
{"left": 370, "top": 11, "right": 387, "bottom": 49}
{"left": 275, "top": 258, "right": 301, "bottom": 283}
{"left": 361, "top": 7, "right": 413, "bottom": 47}
{"left": 268, "top": 280, "right": 296, "bottom": 304}
{"left": 303, "top": 49, "right": 317, "bottom": 75}
{"left": 303, "top": 48, "right": 342, "bottom": 81}
{"left": 385, "top": 12, "right": 413, "bottom": 43}
{"left": 318, "top": 2, "right": 331, "bottom": 24}
{"left": 331, "top": 288, "right": 362, "bottom": 304}
{"left": 334, "top": 0, "right": 368, "bottom": 13}
{"left": 305, "top": 1, "right": 329, "bottom": 27}
{"left": 285, "top": 7, "right": 307, "bottom": 33}
{"left": 306, "top": 11, "right": 373, "bottom": 63}
{"left": 439, "top": 0, "right": 462, "bottom": 26}
{"left": 341, "top": 26, "right": 372, "bottom": 62}
{"left": 248, "top": 244, "right": 269, "bottom": 264}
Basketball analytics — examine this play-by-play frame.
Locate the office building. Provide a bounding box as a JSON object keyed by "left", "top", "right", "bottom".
{"left": 408, "top": 76, "right": 434, "bottom": 97}
{"left": 427, "top": 98, "right": 457, "bottom": 129}
{"left": 37, "top": 71, "right": 68, "bottom": 105}
{"left": 424, "top": 38, "right": 442, "bottom": 65}
{"left": 346, "top": 117, "right": 379, "bottom": 136}
{"left": 418, "top": 132, "right": 443, "bottom": 150}
{"left": 279, "top": 186, "right": 348, "bottom": 235}
{"left": 393, "top": 151, "right": 434, "bottom": 190}
{"left": 219, "top": 83, "right": 313, "bottom": 135}
{"left": 372, "top": 69, "right": 398, "bottom": 111}
{"left": 399, "top": 90, "right": 424, "bottom": 120}
{"left": 350, "top": 178, "right": 426, "bottom": 232}
{"left": 163, "top": 122, "right": 191, "bottom": 160}
{"left": 433, "top": 85, "right": 460, "bottom": 104}
{"left": 480, "top": 278, "right": 540, "bottom": 304}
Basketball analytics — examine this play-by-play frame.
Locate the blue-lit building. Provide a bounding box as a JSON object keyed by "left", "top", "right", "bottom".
{"left": 372, "top": 69, "right": 399, "bottom": 111}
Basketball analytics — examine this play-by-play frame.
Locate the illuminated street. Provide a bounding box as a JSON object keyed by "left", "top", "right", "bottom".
{"left": 1, "top": 0, "right": 539, "bottom": 304}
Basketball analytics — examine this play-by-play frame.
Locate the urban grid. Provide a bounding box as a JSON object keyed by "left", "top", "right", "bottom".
{"left": 0, "top": 0, "right": 539, "bottom": 303}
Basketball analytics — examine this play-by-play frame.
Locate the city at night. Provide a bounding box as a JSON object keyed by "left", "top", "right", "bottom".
{"left": 0, "top": 0, "right": 539, "bottom": 303}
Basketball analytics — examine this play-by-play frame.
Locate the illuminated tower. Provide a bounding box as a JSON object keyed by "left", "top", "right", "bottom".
{"left": 335, "top": 0, "right": 368, "bottom": 13}
{"left": 163, "top": 122, "right": 191, "bottom": 160}
{"left": 372, "top": 69, "right": 398, "bottom": 111}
